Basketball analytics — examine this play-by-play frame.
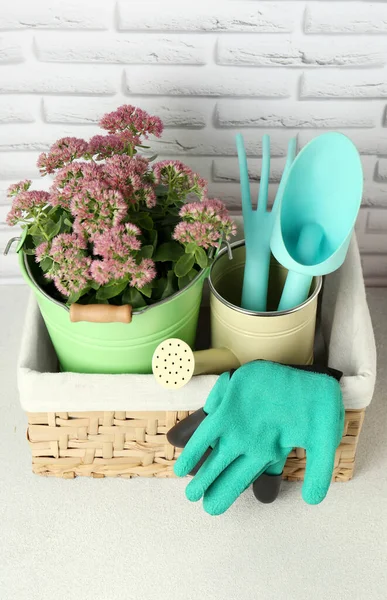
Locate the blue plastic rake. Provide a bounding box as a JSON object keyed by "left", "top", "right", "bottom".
{"left": 236, "top": 134, "right": 297, "bottom": 312}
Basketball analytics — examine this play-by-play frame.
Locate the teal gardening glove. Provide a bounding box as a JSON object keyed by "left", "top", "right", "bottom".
{"left": 174, "top": 361, "right": 345, "bottom": 515}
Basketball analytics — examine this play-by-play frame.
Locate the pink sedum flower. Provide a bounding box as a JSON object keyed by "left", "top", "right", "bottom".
{"left": 70, "top": 183, "right": 127, "bottom": 239}
{"left": 130, "top": 258, "right": 156, "bottom": 289}
{"left": 179, "top": 198, "right": 228, "bottom": 220}
{"left": 37, "top": 137, "right": 88, "bottom": 175}
{"left": 6, "top": 188, "right": 50, "bottom": 226}
{"left": 88, "top": 134, "right": 127, "bottom": 160}
{"left": 7, "top": 179, "right": 32, "bottom": 196}
{"left": 6, "top": 103, "right": 219, "bottom": 305}
{"left": 90, "top": 255, "right": 156, "bottom": 288}
{"left": 90, "top": 257, "right": 136, "bottom": 286}
{"left": 36, "top": 233, "right": 92, "bottom": 298}
{"left": 50, "top": 162, "right": 106, "bottom": 209}
{"left": 153, "top": 160, "right": 207, "bottom": 200}
{"left": 103, "top": 154, "right": 154, "bottom": 206}
{"left": 91, "top": 224, "right": 156, "bottom": 289}
{"left": 173, "top": 198, "right": 236, "bottom": 249}
{"left": 35, "top": 241, "right": 50, "bottom": 262}
{"left": 100, "top": 104, "right": 163, "bottom": 142}
{"left": 140, "top": 185, "right": 157, "bottom": 209}
{"left": 93, "top": 224, "right": 142, "bottom": 260}
{"left": 173, "top": 221, "right": 221, "bottom": 250}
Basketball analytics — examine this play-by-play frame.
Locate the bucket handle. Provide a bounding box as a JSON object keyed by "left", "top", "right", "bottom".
{"left": 215, "top": 239, "right": 233, "bottom": 261}
{"left": 3, "top": 236, "right": 21, "bottom": 255}
{"left": 70, "top": 304, "right": 132, "bottom": 324}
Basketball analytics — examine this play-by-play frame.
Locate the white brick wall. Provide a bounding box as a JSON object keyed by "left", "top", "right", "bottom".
{"left": 1, "top": 0, "right": 387, "bottom": 285}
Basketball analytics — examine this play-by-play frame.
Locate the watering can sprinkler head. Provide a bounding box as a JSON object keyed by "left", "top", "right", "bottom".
{"left": 152, "top": 339, "right": 240, "bottom": 389}
{"left": 152, "top": 339, "right": 196, "bottom": 390}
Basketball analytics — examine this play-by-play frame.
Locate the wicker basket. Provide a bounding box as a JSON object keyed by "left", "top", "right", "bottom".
{"left": 19, "top": 236, "right": 375, "bottom": 484}
{"left": 26, "top": 408, "right": 365, "bottom": 481}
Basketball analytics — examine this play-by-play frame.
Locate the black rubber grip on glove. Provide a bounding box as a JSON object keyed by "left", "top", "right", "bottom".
{"left": 252, "top": 473, "right": 283, "bottom": 504}
{"left": 167, "top": 409, "right": 207, "bottom": 448}
{"left": 167, "top": 409, "right": 209, "bottom": 476}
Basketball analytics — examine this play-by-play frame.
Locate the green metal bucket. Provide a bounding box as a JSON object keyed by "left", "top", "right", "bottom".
{"left": 19, "top": 251, "right": 207, "bottom": 374}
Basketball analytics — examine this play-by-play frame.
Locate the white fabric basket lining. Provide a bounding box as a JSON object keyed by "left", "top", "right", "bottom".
{"left": 18, "top": 237, "right": 376, "bottom": 412}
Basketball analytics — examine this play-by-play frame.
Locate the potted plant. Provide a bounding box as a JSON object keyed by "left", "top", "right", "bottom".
{"left": 6, "top": 104, "right": 235, "bottom": 374}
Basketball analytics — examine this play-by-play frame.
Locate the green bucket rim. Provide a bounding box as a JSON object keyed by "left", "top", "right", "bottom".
{"left": 19, "top": 250, "right": 208, "bottom": 316}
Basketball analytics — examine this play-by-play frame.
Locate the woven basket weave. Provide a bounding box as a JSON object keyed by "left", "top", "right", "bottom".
{"left": 27, "top": 408, "right": 365, "bottom": 481}
{"left": 20, "top": 236, "right": 374, "bottom": 484}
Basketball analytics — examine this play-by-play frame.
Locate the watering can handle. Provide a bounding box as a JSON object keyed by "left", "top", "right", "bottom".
{"left": 70, "top": 303, "right": 132, "bottom": 324}
{"left": 193, "top": 348, "right": 240, "bottom": 376}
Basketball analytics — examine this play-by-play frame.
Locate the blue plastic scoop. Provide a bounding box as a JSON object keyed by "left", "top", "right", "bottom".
{"left": 270, "top": 132, "right": 363, "bottom": 311}
{"left": 236, "top": 134, "right": 297, "bottom": 312}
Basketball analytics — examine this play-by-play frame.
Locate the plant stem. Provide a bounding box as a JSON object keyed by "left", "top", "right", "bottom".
{"left": 35, "top": 210, "right": 50, "bottom": 241}
{"left": 37, "top": 222, "right": 50, "bottom": 241}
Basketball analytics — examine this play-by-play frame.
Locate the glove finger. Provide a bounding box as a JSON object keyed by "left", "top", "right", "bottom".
{"left": 264, "top": 447, "right": 291, "bottom": 476}
{"left": 203, "top": 456, "right": 268, "bottom": 516}
{"left": 302, "top": 444, "right": 336, "bottom": 505}
{"left": 185, "top": 441, "right": 240, "bottom": 503}
{"left": 204, "top": 371, "right": 230, "bottom": 414}
{"left": 174, "top": 416, "right": 218, "bottom": 478}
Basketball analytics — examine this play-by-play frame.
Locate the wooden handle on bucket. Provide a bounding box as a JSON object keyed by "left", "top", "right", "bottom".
{"left": 70, "top": 304, "right": 132, "bottom": 324}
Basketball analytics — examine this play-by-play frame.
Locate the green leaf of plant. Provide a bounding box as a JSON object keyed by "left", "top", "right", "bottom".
{"left": 54, "top": 213, "right": 67, "bottom": 235}
{"left": 39, "top": 257, "right": 53, "bottom": 272}
{"left": 153, "top": 241, "right": 184, "bottom": 263}
{"left": 45, "top": 218, "right": 62, "bottom": 240}
{"left": 137, "top": 214, "right": 153, "bottom": 231}
{"left": 64, "top": 218, "right": 73, "bottom": 228}
{"left": 23, "top": 233, "right": 35, "bottom": 251}
{"left": 46, "top": 205, "right": 59, "bottom": 218}
{"left": 185, "top": 242, "right": 197, "bottom": 254}
{"left": 122, "top": 286, "right": 147, "bottom": 309}
{"left": 84, "top": 291, "right": 96, "bottom": 304}
{"left": 32, "top": 234, "right": 46, "bottom": 247}
{"left": 67, "top": 292, "right": 83, "bottom": 305}
{"left": 29, "top": 223, "right": 42, "bottom": 236}
{"left": 152, "top": 276, "right": 167, "bottom": 301}
{"left": 67, "top": 285, "right": 91, "bottom": 305}
{"left": 158, "top": 215, "right": 179, "bottom": 228}
{"left": 96, "top": 279, "right": 128, "bottom": 300}
{"left": 195, "top": 246, "right": 208, "bottom": 269}
{"left": 136, "top": 282, "right": 153, "bottom": 298}
{"left": 178, "top": 268, "right": 198, "bottom": 290}
{"left": 174, "top": 252, "right": 195, "bottom": 278}
{"left": 90, "top": 281, "right": 101, "bottom": 291}
{"left": 150, "top": 203, "right": 165, "bottom": 214}
{"left": 150, "top": 229, "right": 158, "bottom": 249}
{"left": 139, "top": 245, "right": 153, "bottom": 259}
{"left": 14, "top": 227, "right": 28, "bottom": 253}
{"left": 155, "top": 184, "right": 168, "bottom": 196}
{"left": 167, "top": 206, "right": 181, "bottom": 216}
{"left": 160, "top": 270, "right": 177, "bottom": 300}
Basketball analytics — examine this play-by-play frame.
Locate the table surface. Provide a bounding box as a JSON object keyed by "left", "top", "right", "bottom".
{"left": 0, "top": 285, "right": 386, "bottom": 600}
